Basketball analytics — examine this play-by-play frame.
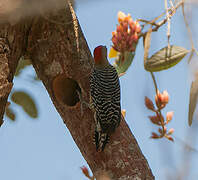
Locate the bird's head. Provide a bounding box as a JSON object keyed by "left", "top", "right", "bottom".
{"left": 93, "top": 45, "right": 108, "bottom": 67}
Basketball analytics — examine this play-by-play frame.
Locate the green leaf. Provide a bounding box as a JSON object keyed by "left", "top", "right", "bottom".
{"left": 6, "top": 106, "right": 16, "bottom": 121}
{"left": 114, "top": 51, "right": 135, "bottom": 76}
{"left": 144, "top": 45, "right": 189, "bottom": 72}
{"left": 188, "top": 76, "right": 198, "bottom": 126}
{"left": 15, "top": 57, "right": 31, "bottom": 76}
{"left": 11, "top": 91, "right": 38, "bottom": 118}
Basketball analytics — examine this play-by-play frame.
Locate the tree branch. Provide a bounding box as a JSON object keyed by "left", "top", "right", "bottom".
{"left": 24, "top": 2, "right": 154, "bottom": 179}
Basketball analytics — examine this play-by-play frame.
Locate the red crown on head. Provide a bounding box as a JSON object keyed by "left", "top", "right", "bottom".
{"left": 94, "top": 45, "right": 103, "bottom": 61}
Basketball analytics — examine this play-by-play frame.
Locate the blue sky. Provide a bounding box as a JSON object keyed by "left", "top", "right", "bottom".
{"left": 0, "top": 0, "right": 198, "bottom": 180}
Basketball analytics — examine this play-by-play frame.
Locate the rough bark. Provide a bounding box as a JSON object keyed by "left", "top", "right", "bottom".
{"left": 0, "top": 1, "right": 154, "bottom": 179}
{"left": 0, "top": 20, "right": 31, "bottom": 125}
{"left": 26, "top": 2, "right": 154, "bottom": 180}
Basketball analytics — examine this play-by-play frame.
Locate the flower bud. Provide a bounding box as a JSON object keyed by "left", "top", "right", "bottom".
{"left": 117, "top": 32, "right": 122, "bottom": 41}
{"left": 129, "top": 24, "right": 135, "bottom": 34}
{"left": 116, "top": 25, "right": 122, "bottom": 33}
{"left": 131, "top": 32, "right": 138, "bottom": 42}
{"left": 128, "top": 39, "right": 133, "bottom": 47}
{"left": 81, "top": 166, "right": 90, "bottom": 178}
{"left": 167, "top": 128, "right": 174, "bottom": 135}
{"left": 162, "top": 90, "right": 169, "bottom": 104}
{"left": 112, "top": 36, "right": 118, "bottom": 45}
{"left": 134, "top": 21, "right": 141, "bottom": 32}
{"left": 145, "top": 96, "right": 155, "bottom": 111}
{"left": 151, "top": 132, "right": 159, "bottom": 139}
{"left": 128, "top": 18, "right": 134, "bottom": 25}
{"left": 135, "top": 23, "right": 141, "bottom": 33}
{"left": 118, "top": 11, "right": 126, "bottom": 23}
{"left": 122, "top": 22, "right": 128, "bottom": 32}
{"left": 112, "top": 46, "right": 119, "bottom": 52}
{"left": 166, "top": 111, "right": 174, "bottom": 123}
{"left": 124, "top": 14, "right": 131, "bottom": 22}
{"left": 166, "top": 136, "right": 174, "bottom": 142}
{"left": 149, "top": 115, "right": 160, "bottom": 125}
{"left": 129, "top": 46, "right": 135, "bottom": 52}
{"left": 125, "top": 36, "right": 131, "bottom": 45}
{"left": 155, "top": 91, "right": 163, "bottom": 109}
{"left": 112, "top": 31, "right": 116, "bottom": 36}
{"left": 121, "top": 41, "right": 127, "bottom": 51}
{"left": 123, "top": 31, "right": 128, "bottom": 38}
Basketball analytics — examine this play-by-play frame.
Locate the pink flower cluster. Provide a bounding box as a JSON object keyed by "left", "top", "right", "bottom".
{"left": 145, "top": 90, "right": 174, "bottom": 141}
{"left": 112, "top": 11, "right": 141, "bottom": 52}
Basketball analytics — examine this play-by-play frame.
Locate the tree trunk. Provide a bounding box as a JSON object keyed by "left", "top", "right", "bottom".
{"left": 0, "top": 19, "right": 31, "bottom": 125}
{"left": 0, "top": 1, "right": 154, "bottom": 179}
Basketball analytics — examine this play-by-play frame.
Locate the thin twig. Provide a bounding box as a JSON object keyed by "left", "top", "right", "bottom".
{"left": 139, "top": 0, "right": 184, "bottom": 38}
{"left": 165, "top": 0, "right": 170, "bottom": 50}
{"left": 181, "top": 1, "right": 198, "bottom": 63}
{"left": 170, "top": 0, "right": 174, "bottom": 7}
{"left": 187, "top": 50, "right": 195, "bottom": 63}
{"left": 150, "top": 72, "right": 158, "bottom": 94}
{"left": 137, "top": 19, "right": 158, "bottom": 27}
{"left": 150, "top": 72, "right": 166, "bottom": 134}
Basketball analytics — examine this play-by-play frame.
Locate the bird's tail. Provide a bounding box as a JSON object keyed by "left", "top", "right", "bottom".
{"left": 94, "top": 131, "right": 109, "bottom": 152}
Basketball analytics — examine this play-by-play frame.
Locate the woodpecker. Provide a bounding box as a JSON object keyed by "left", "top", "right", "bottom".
{"left": 90, "top": 45, "right": 121, "bottom": 151}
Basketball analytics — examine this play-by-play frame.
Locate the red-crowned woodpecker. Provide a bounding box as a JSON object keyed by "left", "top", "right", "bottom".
{"left": 90, "top": 45, "right": 121, "bottom": 151}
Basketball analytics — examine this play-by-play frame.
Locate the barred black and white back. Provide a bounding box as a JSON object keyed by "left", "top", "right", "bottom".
{"left": 90, "top": 64, "right": 121, "bottom": 151}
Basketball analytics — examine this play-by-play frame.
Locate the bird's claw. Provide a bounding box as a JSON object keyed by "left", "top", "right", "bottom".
{"left": 77, "top": 90, "right": 94, "bottom": 116}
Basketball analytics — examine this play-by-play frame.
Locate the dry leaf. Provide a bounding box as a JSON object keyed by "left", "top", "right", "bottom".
{"left": 188, "top": 73, "right": 198, "bottom": 126}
